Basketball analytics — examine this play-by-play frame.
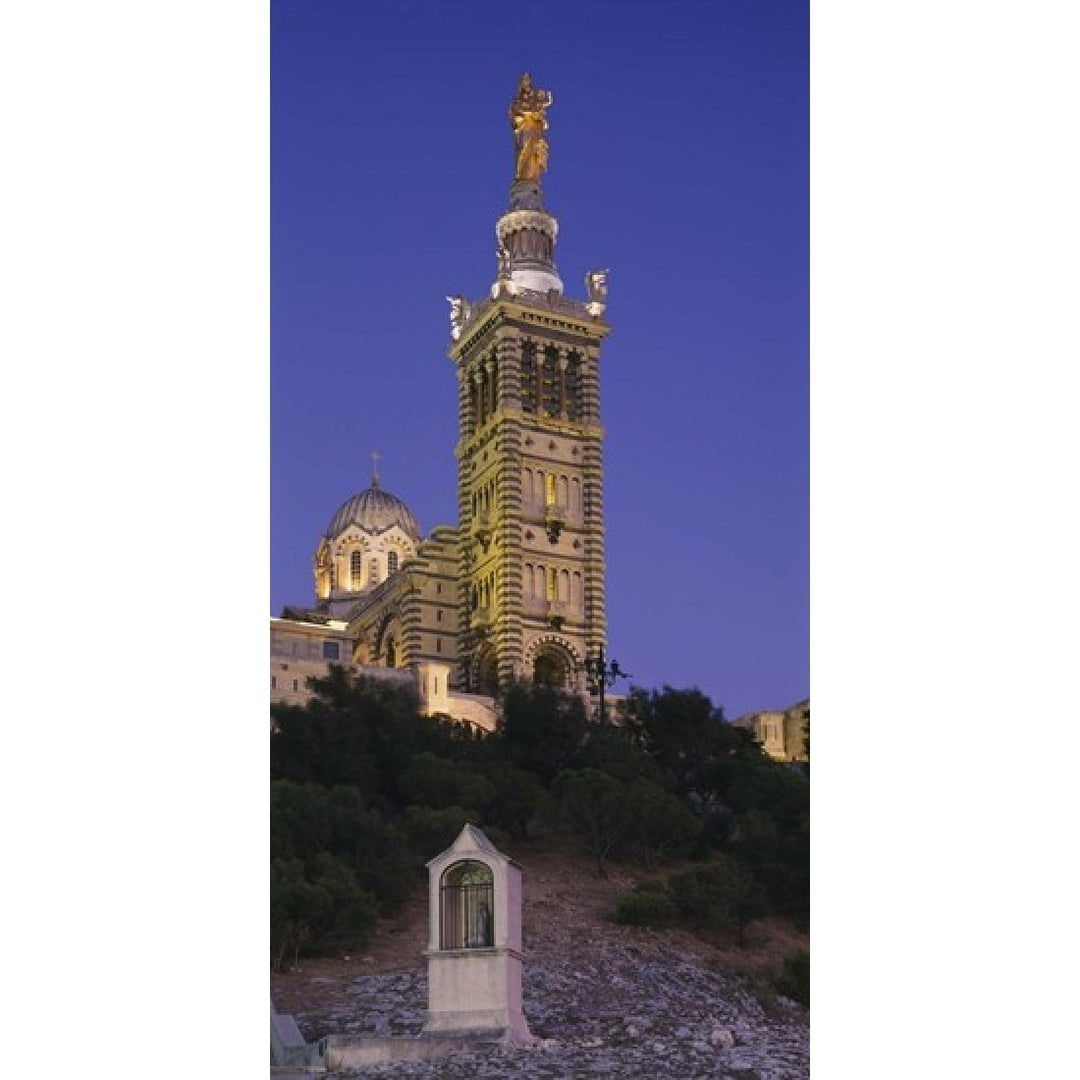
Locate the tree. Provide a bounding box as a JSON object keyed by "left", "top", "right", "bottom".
{"left": 553, "top": 768, "right": 634, "bottom": 877}
{"left": 730, "top": 807, "right": 809, "bottom": 924}
{"left": 622, "top": 687, "right": 754, "bottom": 806}
{"left": 626, "top": 779, "right": 703, "bottom": 870}
{"left": 270, "top": 670, "right": 469, "bottom": 808}
{"left": 399, "top": 752, "right": 495, "bottom": 816}
{"left": 498, "top": 682, "right": 588, "bottom": 782}
{"left": 483, "top": 762, "right": 551, "bottom": 842}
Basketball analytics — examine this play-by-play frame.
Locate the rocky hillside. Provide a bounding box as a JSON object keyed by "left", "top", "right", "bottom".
{"left": 271, "top": 842, "right": 809, "bottom": 1078}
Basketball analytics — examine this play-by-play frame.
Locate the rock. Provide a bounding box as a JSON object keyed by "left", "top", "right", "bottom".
{"left": 273, "top": 911, "right": 809, "bottom": 1077}
{"left": 708, "top": 1026, "right": 736, "bottom": 1049}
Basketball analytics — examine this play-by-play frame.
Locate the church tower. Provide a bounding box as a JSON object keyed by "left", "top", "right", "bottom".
{"left": 447, "top": 75, "right": 611, "bottom": 693}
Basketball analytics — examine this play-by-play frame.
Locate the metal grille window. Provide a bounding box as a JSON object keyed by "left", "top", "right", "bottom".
{"left": 565, "top": 351, "right": 583, "bottom": 420}
{"left": 520, "top": 342, "right": 538, "bottom": 413}
{"left": 388, "top": 551, "right": 399, "bottom": 574}
{"left": 541, "top": 347, "right": 560, "bottom": 417}
{"left": 440, "top": 860, "right": 494, "bottom": 949}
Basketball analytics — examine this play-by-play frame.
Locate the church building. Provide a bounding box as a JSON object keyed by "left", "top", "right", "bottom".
{"left": 271, "top": 75, "right": 612, "bottom": 729}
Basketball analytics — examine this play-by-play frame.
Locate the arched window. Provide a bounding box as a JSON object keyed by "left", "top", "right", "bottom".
{"left": 388, "top": 550, "right": 399, "bottom": 574}
{"left": 369, "top": 557, "right": 379, "bottom": 586}
{"left": 350, "top": 550, "right": 362, "bottom": 590}
{"left": 386, "top": 636, "right": 396, "bottom": 668}
{"left": 545, "top": 472, "right": 556, "bottom": 507}
{"left": 440, "top": 860, "right": 494, "bottom": 949}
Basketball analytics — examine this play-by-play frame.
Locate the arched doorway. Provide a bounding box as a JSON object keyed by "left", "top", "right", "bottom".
{"left": 533, "top": 646, "right": 572, "bottom": 688}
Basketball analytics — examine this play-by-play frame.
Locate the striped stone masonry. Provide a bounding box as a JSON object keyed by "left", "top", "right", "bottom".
{"left": 449, "top": 292, "right": 609, "bottom": 693}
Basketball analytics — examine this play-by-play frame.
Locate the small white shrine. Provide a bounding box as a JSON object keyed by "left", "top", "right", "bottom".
{"left": 421, "top": 823, "right": 534, "bottom": 1045}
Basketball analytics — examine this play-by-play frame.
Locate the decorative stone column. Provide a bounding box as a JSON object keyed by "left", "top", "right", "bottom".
{"left": 421, "top": 824, "right": 533, "bottom": 1045}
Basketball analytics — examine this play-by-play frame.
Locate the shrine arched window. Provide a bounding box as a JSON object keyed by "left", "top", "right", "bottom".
{"left": 440, "top": 860, "right": 494, "bottom": 949}
{"left": 350, "top": 550, "right": 363, "bottom": 589}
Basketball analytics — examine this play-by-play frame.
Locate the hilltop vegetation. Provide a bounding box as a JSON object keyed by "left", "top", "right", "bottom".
{"left": 270, "top": 669, "right": 808, "bottom": 987}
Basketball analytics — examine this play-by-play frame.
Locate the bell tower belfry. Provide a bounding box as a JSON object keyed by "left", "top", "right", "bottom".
{"left": 447, "top": 74, "right": 611, "bottom": 695}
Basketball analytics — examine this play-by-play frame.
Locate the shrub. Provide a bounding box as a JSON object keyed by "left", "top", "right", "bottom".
{"left": 270, "top": 855, "right": 379, "bottom": 970}
{"left": 774, "top": 949, "right": 810, "bottom": 1005}
{"left": 668, "top": 856, "right": 767, "bottom": 944}
{"left": 613, "top": 889, "right": 680, "bottom": 928}
{"left": 632, "top": 877, "right": 667, "bottom": 895}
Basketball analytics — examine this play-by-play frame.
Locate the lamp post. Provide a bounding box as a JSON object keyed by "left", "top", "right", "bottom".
{"left": 583, "top": 646, "right": 631, "bottom": 726}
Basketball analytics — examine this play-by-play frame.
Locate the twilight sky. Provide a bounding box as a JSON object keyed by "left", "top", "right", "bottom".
{"left": 271, "top": 0, "right": 808, "bottom": 718}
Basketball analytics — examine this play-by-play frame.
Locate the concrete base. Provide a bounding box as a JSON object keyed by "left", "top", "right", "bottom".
{"left": 423, "top": 947, "right": 533, "bottom": 1046}
{"left": 271, "top": 998, "right": 328, "bottom": 1070}
{"left": 326, "top": 1034, "right": 502, "bottom": 1069}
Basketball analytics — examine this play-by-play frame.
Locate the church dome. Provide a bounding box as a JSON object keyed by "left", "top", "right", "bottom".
{"left": 325, "top": 482, "right": 422, "bottom": 541}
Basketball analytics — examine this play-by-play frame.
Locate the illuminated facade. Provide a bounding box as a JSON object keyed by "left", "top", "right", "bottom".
{"left": 272, "top": 75, "right": 611, "bottom": 724}
{"left": 732, "top": 699, "right": 810, "bottom": 763}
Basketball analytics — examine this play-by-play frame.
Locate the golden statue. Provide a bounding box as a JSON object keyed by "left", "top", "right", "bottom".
{"left": 509, "top": 73, "right": 553, "bottom": 183}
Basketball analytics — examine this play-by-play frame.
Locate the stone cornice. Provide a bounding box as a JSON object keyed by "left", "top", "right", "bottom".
{"left": 456, "top": 409, "right": 603, "bottom": 460}
{"left": 448, "top": 298, "right": 609, "bottom": 362}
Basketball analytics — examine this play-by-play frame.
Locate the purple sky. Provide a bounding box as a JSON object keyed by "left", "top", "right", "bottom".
{"left": 271, "top": 0, "right": 808, "bottom": 718}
